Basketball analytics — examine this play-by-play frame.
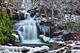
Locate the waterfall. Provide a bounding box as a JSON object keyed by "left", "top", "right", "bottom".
{"left": 39, "top": 25, "right": 50, "bottom": 36}
{"left": 13, "top": 13, "right": 41, "bottom": 43}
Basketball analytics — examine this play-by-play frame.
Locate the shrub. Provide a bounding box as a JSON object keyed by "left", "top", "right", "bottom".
{"left": 0, "top": 12, "right": 15, "bottom": 45}
{"left": 62, "top": 20, "right": 80, "bottom": 34}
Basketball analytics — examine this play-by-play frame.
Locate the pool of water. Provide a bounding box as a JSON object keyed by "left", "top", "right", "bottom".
{"left": 16, "top": 43, "right": 55, "bottom": 46}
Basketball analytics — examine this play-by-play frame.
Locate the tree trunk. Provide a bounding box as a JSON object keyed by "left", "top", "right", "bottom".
{"left": 5, "top": 0, "right": 11, "bottom": 15}
{"left": 44, "top": 0, "right": 49, "bottom": 20}
{"left": 1, "top": 0, "right": 5, "bottom": 11}
{"left": 44, "top": 7, "right": 49, "bottom": 20}
{"left": 51, "top": 2, "right": 54, "bottom": 23}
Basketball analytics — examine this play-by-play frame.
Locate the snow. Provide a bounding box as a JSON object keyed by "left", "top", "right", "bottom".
{"left": 0, "top": 45, "right": 49, "bottom": 53}
{"left": 57, "top": 41, "right": 65, "bottom": 45}
{"left": 50, "top": 47, "right": 68, "bottom": 53}
{"left": 71, "top": 49, "right": 80, "bottom": 53}
{"left": 12, "top": 33, "right": 19, "bottom": 39}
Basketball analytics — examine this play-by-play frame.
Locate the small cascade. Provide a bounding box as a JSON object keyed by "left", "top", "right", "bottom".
{"left": 13, "top": 13, "right": 41, "bottom": 44}
{"left": 17, "top": 10, "right": 21, "bottom": 20}
{"left": 39, "top": 26, "right": 50, "bottom": 36}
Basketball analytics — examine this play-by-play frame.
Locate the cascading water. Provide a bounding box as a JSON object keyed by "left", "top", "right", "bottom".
{"left": 39, "top": 25, "right": 50, "bottom": 36}
{"left": 13, "top": 13, "right": 41, "bottom": 44}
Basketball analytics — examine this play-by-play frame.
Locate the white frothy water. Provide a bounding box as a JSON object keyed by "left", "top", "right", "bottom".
{"left": 14, "top": 13, "right": 41, "bottom": 44}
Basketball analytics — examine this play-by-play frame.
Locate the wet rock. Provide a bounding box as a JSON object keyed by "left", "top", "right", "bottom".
{"left": 62, "top": 32, "right": 74, "bottom": 41}
{"left": 10, "top": 12, "right": 19, "bottom": 20}
{"left": 7, "top": 43, "right": 13, "bottom": 46}
{"left": 30, "top": 9, "right": 36, "bottom": 17}
{"left": 27, "top": 46, "right": 49, "bottom": 53}
{"left": 12, "top": 33, "right": 20, "bottom": 43}
{"left": 49, "top": 47, "right": 68, "bottom": 53}
{"left": 39, "top": 35, "right": 50, "bottom": 42}
{"left": 10, "top": 11, "right": 24, "bottom": 20}
{"left": 7, "top": 9, "right": 10, "bottom": 15}
{"left": 22, "top": 50, "right": 29, "bottom": 53}
{"left": 54, "top": 30, "right": 63, "bottom": 36}
{"left": 75, "top": 9, "right": 80, "bottom": 15}
{"left": 41, "top": 18, "right": 47, "bottom": 22}
{"left": 39, "top": 35, "right": 65, "bottom": 44}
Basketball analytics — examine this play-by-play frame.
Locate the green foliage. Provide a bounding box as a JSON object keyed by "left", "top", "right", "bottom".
{"left": 62, "top": 20, "right": 80, "bottom": 34}
{"left": 0, "top": 12, "right": 15, "bottom": 45}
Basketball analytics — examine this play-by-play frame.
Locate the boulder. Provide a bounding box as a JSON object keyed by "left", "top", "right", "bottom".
{"left": 12, "top": 33, "right": 20, "bottom": 43}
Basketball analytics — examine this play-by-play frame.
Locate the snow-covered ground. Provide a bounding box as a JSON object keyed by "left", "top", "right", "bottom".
{"left": 0, "top": 45, "right": 49, "bottom": 53}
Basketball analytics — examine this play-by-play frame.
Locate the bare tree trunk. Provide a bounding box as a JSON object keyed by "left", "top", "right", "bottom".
{"left": 44, "top": 7, "right": 49, "bottom": 20}
{"left": 17, "top": 0, "right": 19, "bottom": 10}
{"left": 44, "top": 0, "right": 49, "bottom": 20}
{"left": 51, "top": 9, "right": 53, "bottom": 23}
{"left": 1, "top": 0, "right": 5, "bottom": 11}
{"left": 70, "top": 0, "right": 73, "bottom": 20}
{"left": 51, "top": 2, "right": 54, "bottom": 23}
{"left": 5, "top": 0, "right": 11, "bottom": 15}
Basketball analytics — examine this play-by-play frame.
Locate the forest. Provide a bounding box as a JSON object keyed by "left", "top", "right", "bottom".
{"left": 0, "top": 0, "right": 80, "bottom": 53}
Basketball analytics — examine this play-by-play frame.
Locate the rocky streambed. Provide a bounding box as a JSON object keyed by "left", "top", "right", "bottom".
{"left": 1, "top": 40, "right": 80, "bottom": 53}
